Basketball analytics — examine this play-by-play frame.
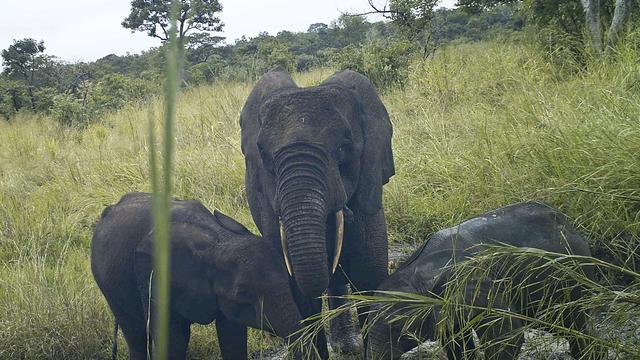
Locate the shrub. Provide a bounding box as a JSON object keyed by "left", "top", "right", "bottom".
{"left": 0, "top": 80, "right": 31, "bottom": 119}
{"left": 295, "top": 54, "right": 319, "bottom": 72}
{"left": 50, "top": 92, "right": 87, "bottom": 126}
{"left": 91, "top": 73, "right": 153, "bottom": 112}
{"left": 330, "top": 40, "right": 413, "bottom": 89}
{"left": 257, "top": 39, "right": 296, "bottom": 72}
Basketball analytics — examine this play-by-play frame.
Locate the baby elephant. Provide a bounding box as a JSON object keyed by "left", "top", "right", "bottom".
{"left": 91, "top": 192, "right": 302, "bottom": 360}
{"left": 367, "top": 202, "right": 604, "bottom": 360}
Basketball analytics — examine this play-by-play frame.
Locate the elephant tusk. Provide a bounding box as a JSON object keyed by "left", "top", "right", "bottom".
{"left": 332, "top": 210, "right": 344, "bottom": 274}
{"left": 279, "top": 220, "right": 293, "bottom": 277}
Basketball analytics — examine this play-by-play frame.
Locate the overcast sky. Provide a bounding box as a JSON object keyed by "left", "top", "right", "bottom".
{"left": 0, "top": 0, "right": 456, "bottom": 62}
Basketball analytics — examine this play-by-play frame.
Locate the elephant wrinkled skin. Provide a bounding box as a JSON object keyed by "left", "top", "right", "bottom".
{"left": 91, "top": 192, "right": 302, "bottom": 360}
{"left": 367, "top": 202, "right": 605, "bottom": 360}
{"left": 240, "top": 69, "right": 395, "bottom": 356}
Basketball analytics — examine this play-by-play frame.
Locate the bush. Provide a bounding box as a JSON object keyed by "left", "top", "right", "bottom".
{"left": 32, "top": 87, "right": 56, "bottom": 113}
{"left": 330, "top": 40, "right": 413, "bottom": 89}
{"left": 50, "top": 92, "right": 87, "bottom": 126}
{"left": 91, "top": 73, "right": 153, "bottom": 112}
{"left": 257, "top": 39, "right": 296, "bottom": 72}
{"left": 0, "top": 80, "right": 31, "bottom": 119}
{"left": 295, "top": 54, "right": 318, "bottom": 72}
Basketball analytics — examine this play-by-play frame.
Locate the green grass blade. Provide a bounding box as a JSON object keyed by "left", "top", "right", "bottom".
{"left": 150, "top": 1, "right": 180, "bottom": 359}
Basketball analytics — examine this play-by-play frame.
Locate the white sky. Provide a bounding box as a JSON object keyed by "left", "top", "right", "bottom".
{"left": 0, "top": 0, "right": 456, "bottom": 62}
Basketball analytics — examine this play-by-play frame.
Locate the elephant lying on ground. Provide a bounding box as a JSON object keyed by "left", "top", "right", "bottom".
{"left": 91, "top": 192, "right": 302, "bottom": 360}
{"left": 366, "top": 202, "right": 604, "bottom": 360}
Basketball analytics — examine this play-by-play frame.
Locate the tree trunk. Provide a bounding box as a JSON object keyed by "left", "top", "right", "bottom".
{"left": 581, "top": 0, "right": 603, "bottom": 53}
{"left": 607, "top": 0, "right": 629, "bottom": 51}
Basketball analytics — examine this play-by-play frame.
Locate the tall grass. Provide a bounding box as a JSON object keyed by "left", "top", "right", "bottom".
{"left": 147, "top": 1, "right": 180, "bottom": 358}
{"left": 0, "top": 36, "right": 638, "bottom": 357}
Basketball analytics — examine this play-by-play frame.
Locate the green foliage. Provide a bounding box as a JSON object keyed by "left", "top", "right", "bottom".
{"left": 0, "top": 80, "right": 31, "bottom": 118}
{"left": 388, "top": 0, "right": 441, "bottom": 40}
{"left": 185, "top": 61, "right": 218, "bottom": 84}
{"left": 257, "top": 39, "right": 296, "bottom": 72}
{"left": 329, "top": 15, "right": 372, "bottom": 47}
{"left": 2, "top": 10, "right": 527, "bottom": 121}
{"left": 46, "top": 74, "right": 154, "bottom": 126}
{"left": 50, "top": 92, "right": 87, "bottom": 126}
{"left": 185, "top": 32, "right": 225, "bottom": 63}
{"left": 295, "top": 54, "right": 318, "bottom": 72}
{"left": 457, "top": 0, "right": 640, "bottom": 53}
{"left": 31, "top": 87, "right": 56, "bottom": 113}
{"left": 435, "top": 4, "right": 524, "bottom": 42}
{"left": 521, "top": 0, "right": 584, "bottom": 36}
{"left": 330, "top": 40, "right": 413, "bottom": 89}
{"left": 122, "top": 0, "right": 223, "bottom": 43}
{"left": 92, "top": 73, "right": 153, "bottom": 111}
{"left": 1, "top": 38, "right": 48, "bottom": 82}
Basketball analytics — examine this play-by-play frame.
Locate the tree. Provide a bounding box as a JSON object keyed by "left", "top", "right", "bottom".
{"left": 185, "top": 32, "right": 225, "bottom": 63}
{"left": 457, "top": 0, "right": 634, "bottom": 53}
{"left": 329, "top": 14, "right": 372, "bottom": 47}
{"left": 2, "top": 39, "right": 47, "bottom": 83}
{"left": 257, "top": 39, "right": 295, "bottom": 72}
{"left": 122, "top": 0, "right": 224, "bottom": 47}
{"left": 1, "top": 38, "right": 53, "bottom": 110}
{"left": 364, "top": 0, "right": 442, "bottom": 57}
{"left": 308, "top": 23, "right": 329, "bottom": 34}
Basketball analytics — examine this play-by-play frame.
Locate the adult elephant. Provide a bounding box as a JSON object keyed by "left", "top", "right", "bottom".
{"left": 240, "top": 69, "right": 395, "bottom": 356}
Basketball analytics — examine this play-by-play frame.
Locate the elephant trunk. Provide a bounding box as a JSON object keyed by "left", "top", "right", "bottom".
{"left": 275, "top": 143, "right": 330, "bottom": 298}
{"left": 263, "top": 286, "right": 305, "bottom": 338}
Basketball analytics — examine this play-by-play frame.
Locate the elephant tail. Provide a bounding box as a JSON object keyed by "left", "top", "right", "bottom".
{"left": 111, "top": 319, "right": 118, "bottom": 360}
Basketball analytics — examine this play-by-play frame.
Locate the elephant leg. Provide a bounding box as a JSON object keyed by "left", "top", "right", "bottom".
{"left": 475, "top": 316, "right": 523, "bottom": 360}
{"left": 344, "top": 208, "right": 389, "bottom": 335}
{"left": 216, "top": 314, "right": 248, "bottom": 360}
{"left": 102, "top": 291, "right": 150, "bottom": 360}
{"left": 559, "top": 304, "right": 606, "bottom": 360}
{"left": 471, "top": 287, "right": 523, "bottom": 360}
{"left": 168, "top": 317, "right": 191, "bottom": 360}
{"left": 311, "top": 297, "right": 330, "bottom": 359}
{"left": 112, "top": 308, "right": 149, "bottom": 360}
{"left": 328, "top": 274, "right": 363, "bottom": 355}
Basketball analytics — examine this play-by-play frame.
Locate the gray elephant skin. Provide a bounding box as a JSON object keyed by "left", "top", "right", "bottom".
{"left": 367, "top": 202, "right": 604, "bottom": 360}
{"left": 91, "top": 192, "right": 302, "bottom": 360}
{"left": 240, "top": 69, "right": 395, "bottom": 356}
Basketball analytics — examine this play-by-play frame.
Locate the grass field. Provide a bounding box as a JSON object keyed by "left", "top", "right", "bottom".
{"left": 1, "top": 38, "right": 639, "bottom": 358}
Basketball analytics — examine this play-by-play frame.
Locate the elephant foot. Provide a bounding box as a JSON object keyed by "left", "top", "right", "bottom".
{"left": 329, "top": 311, "right": 364, "bottom": 356}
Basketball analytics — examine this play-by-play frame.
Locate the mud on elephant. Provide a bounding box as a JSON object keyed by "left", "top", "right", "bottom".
{"left": 91, "top": 192, "right": 302, "bottom": 360}
{"left": 366, "top": 202, "right": 606, "bottom": 360}
{"left": 240, "top": 69, "right": 395, "bottom": 356}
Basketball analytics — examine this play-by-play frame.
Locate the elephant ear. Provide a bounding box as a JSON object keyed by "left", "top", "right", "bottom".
{"left": 213, "top": 209, "right": 252, "bottom": 236}
{"left": 322, "top": 70, "right": 395, "bottom": 214}
{"left": 240, "top": 68, "right": 297, "bottom": 157}
{"left": 134, "top": 226, "right": 219, "bottom": 325}
{"left": 240, "top": 69, "right": 298, "bottom": 232}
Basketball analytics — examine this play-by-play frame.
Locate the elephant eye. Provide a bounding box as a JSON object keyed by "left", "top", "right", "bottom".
{"left": 336, "top": 142, "right": 350, "bottom": 164}
{"left": 258, "top": 144, "right": 275, "bottom": 173}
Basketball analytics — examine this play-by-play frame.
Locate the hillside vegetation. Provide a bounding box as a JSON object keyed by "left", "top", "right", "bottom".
{"left": 1, "top": 37, "right": 639, "bottom": 358}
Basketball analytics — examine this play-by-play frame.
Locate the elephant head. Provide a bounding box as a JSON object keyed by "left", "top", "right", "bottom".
{"left": 241, "top": 69, "right": 394, "bottom": 297}
{"left": 134, "top": 209, "right": 302, "bottom": 338}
